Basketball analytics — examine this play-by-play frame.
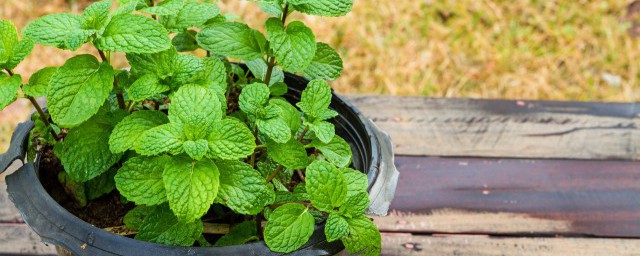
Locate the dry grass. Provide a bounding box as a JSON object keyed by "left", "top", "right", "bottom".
{"left": 1, "top": 0, "right": 640, "bottom": 151}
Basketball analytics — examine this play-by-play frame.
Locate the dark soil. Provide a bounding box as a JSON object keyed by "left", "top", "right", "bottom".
{"left": 38, "top": 146, "right": 133, "bottom": 228}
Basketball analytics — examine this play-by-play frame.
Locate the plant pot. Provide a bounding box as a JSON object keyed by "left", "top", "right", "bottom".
{"left": 0, "top": 72, "right": 399, "bottom": 256}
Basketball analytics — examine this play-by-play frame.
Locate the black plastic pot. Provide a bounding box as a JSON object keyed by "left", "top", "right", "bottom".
{"left": 0, "top": 72, "right": 399, "bottom": 256}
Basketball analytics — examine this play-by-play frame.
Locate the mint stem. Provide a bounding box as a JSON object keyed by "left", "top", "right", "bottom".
{"left": 263, "top": 4, "right": 289, "bottom": 85}
{"left": 250, "top": 127, "right": 259, "bottom": 168}
{"left": 256, "top": 212, "right": 264, "bottom": 240}
{"left": 297, "top": 125, "right": 309, "bottom": 142}
{"left": 4, "top": 68, "right": 60, "bottom": 141}
{"left": 293, "top": 125, "right": 310, "bottom": 181}
{"left": 97, "top": 49, "right": 108, "bottom": 62}
{"left": 266, "top": 165, "right": 283, "bottom": 183}
{"left": 97, "top": 48, "right": 127, "bottom": 110}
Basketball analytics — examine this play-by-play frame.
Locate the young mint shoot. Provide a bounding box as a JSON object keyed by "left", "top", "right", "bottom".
{"left": 0, "top": 0, "right": 380, "bottom": 254}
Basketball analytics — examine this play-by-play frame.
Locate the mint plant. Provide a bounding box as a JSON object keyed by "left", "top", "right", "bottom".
{"left": 0, "top": 0, "right": 380, "bottom": 254}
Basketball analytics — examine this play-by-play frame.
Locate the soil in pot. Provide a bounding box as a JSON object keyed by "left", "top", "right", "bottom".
{"left": 37, "top": 146, "right": 132, "bottom": 229}
{"left": 36, "top": 144, "right": 309, "bottom": 245}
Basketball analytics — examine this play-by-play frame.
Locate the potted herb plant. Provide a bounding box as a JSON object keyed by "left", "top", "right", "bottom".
{"left": 0, "top": 0, "right": 399, "bottom": 255}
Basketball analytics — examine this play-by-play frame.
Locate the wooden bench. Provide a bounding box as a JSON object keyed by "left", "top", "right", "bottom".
{"left": 2, "top": 95, "right": 640, "bottom": 255}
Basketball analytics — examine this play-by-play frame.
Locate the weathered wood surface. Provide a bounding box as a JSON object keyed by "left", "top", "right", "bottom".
{"left": 374, "top": 156, "right": 640, "bottom": 238}
{"left": 3, "top": 96, "right": 640, "bottom": 255}
{"left": 380, "top": 233, "right": 640, "bottom": 256}
{"left": 345, "top": 95, "right": 640, "bottom": 160}
{"left": 0, "top": 225, "right": 56, "bottom": 255}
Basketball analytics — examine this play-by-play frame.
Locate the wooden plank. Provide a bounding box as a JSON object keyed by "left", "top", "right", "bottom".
{"left": 345, "top": 95, "right": 640, "bottom": 160}
{"left": 0, "top": 162, "right": 24, "bottom": 223}
{"left": 373, "top": 156, "right": 640, "bottom": 238}
{"left": 0, "top": 224, "right": 56, "bottom": 255}
{"left": 381, "top": 233, "right": 640, "bottom": 256}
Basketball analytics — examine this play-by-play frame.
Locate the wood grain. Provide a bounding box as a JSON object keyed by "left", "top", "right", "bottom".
{"left": 381, "top": 233, "right": 640, "bottom": 256}
{"left": 0, "top": 224, "right": 56, "bottom": 255}
{"left": 373, "top": 156, "right": 640, "bottom": 238}
{"left": 0, "top": 162, "right": 24, "bottom": 223}
{"left": 345, "top": 95, "right": 640, "bottom": 160}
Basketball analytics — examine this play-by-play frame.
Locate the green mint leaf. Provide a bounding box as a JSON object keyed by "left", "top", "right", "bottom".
{"left": 115, "top": 1, "right": 144, "bottom": 15}
{"left": 216, "top": 160, "right": 274, "bottom": 215}
{"left": 114, "top": 69, "right": 133, "bottom": 89}
{"left": 239, "top": 82, "right": 270, "bottom": 114}
{"left": 115, "top": 156, "right": 168, "bottom": 205}
{"left": 197, "top": 234, "right": 212, "bottom": 247}
{"left": 4, "top": 39, "right": 34, "bottom": 70}
{"left": 136, "top": 123, "right": 186, "bottom": 156}
{"left": 197, "top": 22, "right": 266, "bottom": 60}
{"left": 163, "top": 156, "right": 220, "bottom": 222}
{"left": 264, "top": 203, "right": 315, "bottom": 253}
{"left": 47, "top": 54, "right": 114, "bottom": 128}
{"left": 54, "top": 113, "right": 124, "bottom": 182}
{"left": 342, "top": 215, "right": 381, "bottom": 256}
{"left": 85, "top": 168, "right": 116, "bottom": 200}
{"left": 172, "top": 30, "right": 199, "bottom": 52}
{"left": 0, "top": 74, "right": 21, "bottom": 111}
{"left": 140, "top": 0, "right": 184, "bottom": 15}
{"left": 269, "top": 82, "right": 288, "bottom": 96}
{"left": 81, "top": 0, "right": 112, "bottom": 31}
{"left": 272, "top": 178, "right": 289, "bottom": 192}
{"left": 266, "top": 18, "right": 316, "bottom": 72}
{"left": 96, "top": 13, "right": 171, "bottom": 53}
{"left": 306, "top": 160, "right": 347, "bottom": 211}
{"left": 169, "top": 85, "right": 222, "bottom": 140}
{"left": 22, "top": 67, "right": 56, "bottom": 97}
{"left": 308, "top": 120, "right": 335, "bottom": 143}
{"left": 302, "top": 42, "right": 343, "bottom": 80}
{"left": 257, "top": 119, "right": 291, "bottom": 144}
{"left": 136, "top": 204, "right": 203, "bottom": 246}
{"left": 342, "top": 167, "right": 369, "bottom": 197}
{"left": 206, "top": 118, "right": 256, "bottom": 160}
{"left": 203, "top": 14, "right": 227, "bottom": 27}
{"left": 266, "top": 138, "right": 308, "bottom": 170}
{"left": 214, "top": 221, "right": 258, "bottom": 246}
{"left": 325, "top": 212, "right": 348, "bottom": 242}
{"left": 310, "top": 135, "right": 352, "bottom": 167}
{"left": 170, "top": 54, "right": 202, "bottom": 87}
{"left": 160, "top": 0, "right": 220, "bottom": 31}
{"left": 339, "top": 191, "right": 370, "bottom": 217}
{"left": 57, "top": 171, "right": 88, "bottom": 207}
{"left": 292, "top": 0, "right": 353, "bottom": 17}
{"left": 22, "top": 13, "right": 94, "bottom": 50}
{"left": 273, "top": 190, "right": 308, "bottom": 205}
{"left": 126, "top": 74, "right": 170, "bottom": 102}
{"left": 127, "top": 47, "right": 177, "bottom": 79}
{"left": 124, "top": 205, "right": 156, "bottom": 230}
{"left": 183, "top": 139, "right": 209, "bottom": 160}
{"left": 0, "top": 19, "right": 33, "bottom": 69}
{"left": 192, "top": 57, "right": 227, "bottom": 93}
{"left": 297, "top": 79, "right": 337, "bottom": 121}
{"left": 269, "top": 98, "right": 301, "bottom": 133}
{"left": 245, "top": 58, "right": 284, "bottom": 86}
{"left": 258, "top": 2, "right": 284, "bottom": 16}
{"left": 110, "top": 110, "right": 169, "bottom": 153}
{"left": 0, "top": 20, "right": 18, "bottom": 64}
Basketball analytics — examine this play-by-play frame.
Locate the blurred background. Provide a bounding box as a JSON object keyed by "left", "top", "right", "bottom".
{"left": 2, "top": 0, "right": 640, "bottom": 152}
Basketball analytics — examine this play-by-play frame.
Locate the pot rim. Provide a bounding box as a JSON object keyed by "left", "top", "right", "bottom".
{"left": 2, "top": 73, "right": 389, "bottom": 255}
